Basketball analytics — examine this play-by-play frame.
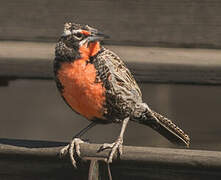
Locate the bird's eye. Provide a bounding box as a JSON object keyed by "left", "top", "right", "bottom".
{"left": 75, "top": 32, "right": 83, "bottom": 39}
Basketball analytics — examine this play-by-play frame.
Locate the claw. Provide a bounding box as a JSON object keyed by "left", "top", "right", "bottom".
{"left": 99, "top": 142, "right": 115, "bottom": 150}
{"left": 59, "top": 138, "right": 85, "bottom": 168}
{"left": 60, "top": 144, "right": 69, "bottom": 158}
{"left": 99, "top": 137, "right": 123, "bottom": 163}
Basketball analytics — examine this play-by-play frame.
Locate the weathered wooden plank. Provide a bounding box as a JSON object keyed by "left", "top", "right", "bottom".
{"left": 1, "top": 138, "right": 221, "bottom": 180}
{"left": 0, "top": 41, "right": 221, "bottom": 85}
{"left": 1, "top": 0, "right": 221, "bottom": 48}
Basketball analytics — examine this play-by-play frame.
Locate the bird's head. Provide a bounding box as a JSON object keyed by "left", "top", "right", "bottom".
{"left": 55, "top": 22, "right": 109, "bottom": 61}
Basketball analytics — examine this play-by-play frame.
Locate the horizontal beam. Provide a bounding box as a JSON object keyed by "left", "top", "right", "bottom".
{"left": 0, "top": 41, "right": 221, "bottom": 85}
{"left": 1, "top": 0, "right": 221, "bottom": 48}
{"left": 0, "top": 138, "right": 221, "bottom": 179}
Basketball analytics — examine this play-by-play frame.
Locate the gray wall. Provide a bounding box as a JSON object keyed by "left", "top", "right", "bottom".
{"left": 0, "top": 80, "right": 220, "bottom": 151}
{"left": 1, "top": 0, "right": 221, "bottom": 48}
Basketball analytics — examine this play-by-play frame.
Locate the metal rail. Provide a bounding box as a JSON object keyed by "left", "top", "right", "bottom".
{"left": 0, "top": 138, "right": 221, "bottom": 180}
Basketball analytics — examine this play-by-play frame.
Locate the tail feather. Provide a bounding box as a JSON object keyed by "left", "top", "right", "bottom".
{"left": 132, "top": 103, "right": 190, "bottom": 147}
{"left": 150, "top": 110, "right": 190, "bottom": 147}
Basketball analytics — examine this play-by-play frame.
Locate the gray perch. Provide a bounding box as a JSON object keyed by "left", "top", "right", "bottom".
{"left": 0, "top": 138, "right": 221, "bottom": 180}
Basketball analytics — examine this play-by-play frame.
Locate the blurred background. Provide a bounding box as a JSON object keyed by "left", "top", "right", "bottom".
{"left": 0, "top": 0, "right": 221, "bottom": 151}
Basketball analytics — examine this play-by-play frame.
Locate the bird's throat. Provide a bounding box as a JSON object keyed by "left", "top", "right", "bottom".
{"left": 79, "top": 42, "right": 101, "bottom": 60}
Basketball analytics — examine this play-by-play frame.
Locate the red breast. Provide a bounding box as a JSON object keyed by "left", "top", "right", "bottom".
{"left": 57, "top": 42, "right": 106, "bottom": 120}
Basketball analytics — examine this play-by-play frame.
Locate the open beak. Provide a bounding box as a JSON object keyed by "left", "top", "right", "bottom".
{"left": 87, "top": 32, "right": 110, "bottom": 43}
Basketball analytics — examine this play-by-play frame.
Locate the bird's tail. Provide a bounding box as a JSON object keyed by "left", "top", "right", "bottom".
{"left": 132, "top": 103, "right": 190, "bottom": 147}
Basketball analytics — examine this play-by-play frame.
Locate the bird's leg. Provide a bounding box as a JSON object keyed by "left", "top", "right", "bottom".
{"left": 60, "top": 122, "right": 96, "bottom": 167}
{"left": 99, "top": 117, "right": 130, "bottom": 163}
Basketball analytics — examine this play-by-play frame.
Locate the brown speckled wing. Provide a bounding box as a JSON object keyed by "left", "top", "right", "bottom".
{"left": 92, "top": 47, "right": 142, "bottom": 122}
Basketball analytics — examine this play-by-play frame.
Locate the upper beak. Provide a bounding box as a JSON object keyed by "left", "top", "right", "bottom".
{"left": 87, "top": 32, "right": 110, "bottom": 43}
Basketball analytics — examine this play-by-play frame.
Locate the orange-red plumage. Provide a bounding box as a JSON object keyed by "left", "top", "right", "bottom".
{"left": 79, "top": 41, "right": 101, "bottom": 58}
{"left": 57, "top": 42, "right": 106, "bottom": 120}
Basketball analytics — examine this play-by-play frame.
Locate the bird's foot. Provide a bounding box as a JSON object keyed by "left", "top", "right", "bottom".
{"left": 59, "top": 138, "right": 85, "bottom": 168}
{"left": 99, "top": 137, "right": 123, "bottom": 163}
{"left": 60, "top": 144, "right": 69, "bottom": 157}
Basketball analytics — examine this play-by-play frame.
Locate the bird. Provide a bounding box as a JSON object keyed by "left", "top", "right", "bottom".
{"left": 54, "top": 22, "right": 190, "bottom": 167}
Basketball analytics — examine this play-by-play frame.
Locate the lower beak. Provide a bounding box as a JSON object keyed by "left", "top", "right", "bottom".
{"left": 88, "top": 32, "right": 109, "bottom": 43}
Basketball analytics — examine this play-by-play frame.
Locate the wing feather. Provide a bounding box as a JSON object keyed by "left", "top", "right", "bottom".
{"left": 93, "top": 47, "right": 142, "bottom": 121}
